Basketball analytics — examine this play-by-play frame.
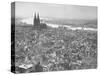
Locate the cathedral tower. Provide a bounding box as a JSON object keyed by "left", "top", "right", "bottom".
{"left": 34, "top": 13, "right": 40, "bottom": 26}
{"left": 37, "top": 13, "right": 40, "bottom": 25}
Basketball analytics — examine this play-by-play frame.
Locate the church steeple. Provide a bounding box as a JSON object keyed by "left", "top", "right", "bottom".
{"left": 37, "top": 13, "right": 40, "bottom": 24}
{"left": 34, "top": 12, "right": 37, "bottom": 25}
{"left": 33, "top": 12, "right": 40, "bottom": 26}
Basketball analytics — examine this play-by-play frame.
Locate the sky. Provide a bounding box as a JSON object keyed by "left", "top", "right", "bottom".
{"left": 15, "top": 2, "right": 97, "bottom": 20}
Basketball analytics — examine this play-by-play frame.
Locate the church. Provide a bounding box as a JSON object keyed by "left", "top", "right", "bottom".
{"left": 33, "top": 13, "right": 47, "bottom": 30}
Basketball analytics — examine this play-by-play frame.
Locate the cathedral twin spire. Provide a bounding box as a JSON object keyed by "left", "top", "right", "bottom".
{"left": 34, "top": 13, "right": 40, "bottom": 26}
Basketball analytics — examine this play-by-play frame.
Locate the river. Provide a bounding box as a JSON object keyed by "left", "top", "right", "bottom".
{"left": 21, "top": 18, "right": 97, "bottom": 31}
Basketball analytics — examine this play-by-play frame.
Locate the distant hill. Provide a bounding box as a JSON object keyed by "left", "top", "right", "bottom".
{"left": 42, "top": 18, "right": 97, "bottom": 28}
{"left": 15, "top": 17, "right": 97, "bottom": 28}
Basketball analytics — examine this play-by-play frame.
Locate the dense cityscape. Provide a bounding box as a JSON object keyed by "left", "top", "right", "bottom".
{"left": 13, "top": 13, "right": 97, "bottom": 73}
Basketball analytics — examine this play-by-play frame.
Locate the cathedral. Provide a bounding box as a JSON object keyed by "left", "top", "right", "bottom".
{"left": 33, "top": 13, "right": 47, "bottom": 30}
{"left": 34, "top": 13, "right": 40, "bottom": 26}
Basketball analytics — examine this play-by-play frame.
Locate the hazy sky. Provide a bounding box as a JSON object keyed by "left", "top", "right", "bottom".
{"left": 15, "top": 2, "right": 97, "bottom": 20}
